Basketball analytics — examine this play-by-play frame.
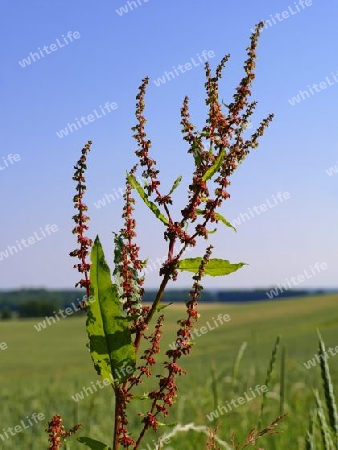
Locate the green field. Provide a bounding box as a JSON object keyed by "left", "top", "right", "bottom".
{"left": 1, "top": 294, "right": 338, "bottom": 449}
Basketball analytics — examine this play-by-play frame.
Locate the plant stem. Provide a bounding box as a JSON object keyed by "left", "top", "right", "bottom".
{"left": 134, "top": 272, "right": 171, "bottom": 353}
{"left": 113, "top": 387, "right": 122, "bottom": 450}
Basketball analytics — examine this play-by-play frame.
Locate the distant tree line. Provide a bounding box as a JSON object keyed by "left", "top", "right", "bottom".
{"left": 0, "top": 287, "right": 330, "bottom": 319}
{"left": 0, "top": 289, "right": 86, "bottom": 319}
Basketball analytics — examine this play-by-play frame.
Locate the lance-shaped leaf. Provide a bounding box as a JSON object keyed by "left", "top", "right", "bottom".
{"left": 207, "top": 228, "right": 217, "bottom": 234}
{"left": 87, "top": 236, "right": 136, "bottom": 384}
{"left": 127, "top": 172, "right": 169, "bottom": 225}
{"left": 215, "top": 212, "right": 236, "bottom": 232}
{"left": 202, "top": 149, "right": 225, "bottom": 182}
{"left": 196, "top": 209, "right": 236, "bottom": 232}
{"left": 177, "top": 257, "right": 246, "bottom": 276}
{"left": 168, "top": 175, "right": 182, "bottom": 195}
{"left": 191, "top": 137, "right": 202, "bottom": 166}
{"left": 156, "top": 302, "right": 173, "bottom": 312}
{"left": 78, "top": 437, "right": 112, "bottom": 450}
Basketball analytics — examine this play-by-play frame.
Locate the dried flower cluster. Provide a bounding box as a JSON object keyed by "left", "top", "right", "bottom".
{"left": 230, "top": 414, "right": 286, "bottom": 449}
{"left": 119, "top": 166, "right": 147, "bottom": 324}
{"left": 46, "top": 414, "right": 81, "bottom": 450}
{"left": 70, "top": 141, "right": 93, "bottom": 306}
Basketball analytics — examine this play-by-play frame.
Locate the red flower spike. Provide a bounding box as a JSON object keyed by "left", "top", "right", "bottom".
{"left": 70, "top": 141, "right": 93, "bottom": 304}
{"left": 46, "top": 414, "right": 81, "bottom": 450}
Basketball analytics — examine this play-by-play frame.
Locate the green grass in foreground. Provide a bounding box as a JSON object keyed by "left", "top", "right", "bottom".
{"left": 1, "top": 293, "right": 338, "bottom": 449}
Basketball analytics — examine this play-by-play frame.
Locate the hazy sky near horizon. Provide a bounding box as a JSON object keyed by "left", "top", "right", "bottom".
{"left": 1, "top": 0, "right": 337, "bottom": 291}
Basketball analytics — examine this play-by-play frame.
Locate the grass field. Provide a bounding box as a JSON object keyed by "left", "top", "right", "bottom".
{"left": 1, "top": 293, "right": 338, "bottom": 449}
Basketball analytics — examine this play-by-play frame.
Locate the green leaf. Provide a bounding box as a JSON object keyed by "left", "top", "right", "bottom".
{"left": 202, "top": 150, "right": 225, "bottom": 182}
{"left": 215, "top": 212, "right": 237, "bottom": 232}
{"left": 78, "top": 437, "right": 112, "bottom": 450}
{"left": 207, "top": 228, "right": 217, "bottom": 234}
{"left": 168, "top": 175, "right": 182, "bottom": 195}
{"left": 127, "top": 172, "right": 169, "bottom": 225}
{"left": 177, "top": 257, "right": 246, "bottom": 277}
{"left": 88, "top": 236, "right": 136, "bottom": 385}
{"left": 133, "top": 392, "right": 150, "bottom": 400}
{"left": 156, "top": 302, "right": 173, "bottom": 311}
{"left": 192, "top": 138, "right": 202, "bottom": 165}
{"left": 195, "top": 209, "right": 236, "bottom": 233}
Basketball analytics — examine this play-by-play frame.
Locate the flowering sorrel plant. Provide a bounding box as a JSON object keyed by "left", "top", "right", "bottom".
{"left": 48, "top": 21, "right": 276, "bottom": 450}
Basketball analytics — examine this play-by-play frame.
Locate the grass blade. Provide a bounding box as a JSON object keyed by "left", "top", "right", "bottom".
{"left": 210, "top": 361, "right": 219, "bottom": 412}
{"left": 280, "top": 345, "right": 286, "bottom": 416}
{"left": 314, "top": 389, "right": 334, "bottom": 450}
{"left": 258, "top": 335, "right": 281, "bottom": 428}
{"left": 317, "top": 330, "right": 338, "bottom": 441}
{"left": 305, "top": 407, "right": 316, "bottom": 450}
{"left": 232, "top": 341, "right": 247, "bottom": 390}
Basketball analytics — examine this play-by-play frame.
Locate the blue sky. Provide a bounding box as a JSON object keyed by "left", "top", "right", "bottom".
{"left": 1, "top": 0, "right": 337, "bottom": 291}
